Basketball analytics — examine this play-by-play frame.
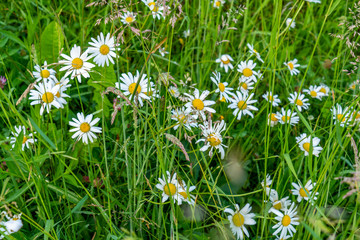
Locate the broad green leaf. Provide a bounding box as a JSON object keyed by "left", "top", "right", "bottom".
{"left": 40, "top": 21, "right": 64, "bottom": 63}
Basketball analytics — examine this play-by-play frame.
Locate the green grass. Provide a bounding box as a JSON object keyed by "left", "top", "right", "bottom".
{"left": 1, "top": 0, "right": 360, "bottom": 239}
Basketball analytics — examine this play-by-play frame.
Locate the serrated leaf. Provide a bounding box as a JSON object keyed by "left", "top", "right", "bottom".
{"left": 40, "top": 21, "right": 64, "bottom": 63}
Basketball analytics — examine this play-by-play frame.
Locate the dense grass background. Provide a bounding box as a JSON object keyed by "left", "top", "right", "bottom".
{"left": 1, "top": 0, "right": 360, "bottom": 239}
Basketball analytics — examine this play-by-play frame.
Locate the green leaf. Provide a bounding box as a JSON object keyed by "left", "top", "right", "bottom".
{"left": 296, "top": 109, "right": 313, "bottom": 134}
{"left": 28, "top": 116, "right": 57, "bottom": 150}
{"left": 283, "top": 153, "right": 299, "bottom": 182}
{"left": 0, "top": 29, "right": 27, "bottom": 49}
{"left": 40, "top": 21, "right": 64, "bottom": 63}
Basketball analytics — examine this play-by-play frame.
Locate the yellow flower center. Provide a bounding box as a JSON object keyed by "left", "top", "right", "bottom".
{"left": 281, "top": 116, "right": 291, "bottom": 122}
{"left": 125, "top": 16, "right": 133, "bottom": 23}
{"left": 240, "top": 82, "right": 248, "bottom": 90}
{"left": 337, "top": 114, "right": 345, "bottom": 122}
{"left": 128, "top": 83, "right": 142, "bottom": 94}
{"left": 319, "top": 88, "right": 326, "bottom": 94}
{"left": 237, "top": 100, "right": 247, "bottom": 110}
{"left": 299, "top": 188, "right": 309, "bottom": 197}
{"left": 22, "top": 136, "right": 28, "bottom": 144}
{"left": 12, "top": 217, "right": 19, "bottom": 221}
{"left": 351, "top": 84, "right": 356, "bottom": 90}
{"left": 220, "top": 96, "right": 226, "bottom": 102}
{"left": 221, "top": 57, "right": 230, "bottom": 64}
{"left": 242, "top": 68, "right": 253, "bottom": 77}
{"left": 303, "top": 142, "right": 310, "bottom": 152}
{"left": 164, "top": 183, "right": 176, "bottom": 196}
{"left": 177, "top": 114, "right": 186, "bottom": 122}
{"left": 207, "top": 133, "right": 221, "bottom": 147}
{"left": 295, "top": 99, "right": 303, "bottom": 106}
{"left": 270, "top": 113, "right": 278, "bottom": 122}
{"left": 282, "top": 215, "right": 291, "bottom": 227}
{"left": 80, "top": 122, "right": 91, "bottom": 133}
{"left": 353, "top": 112, "right": 360, "bottom": 119}
{"left": 310, "top": 91, "right": 317, "bottom": 97}
{"left": 179, "top": 191, "right": 188, "bottom": 199}
{"left": 100, "top": 44, "right": 110, "bottom": 55}
{"left": 215, "top": 1, "right": 221, "bottom": 7}
{"left": 218, "top": 83, "right": 225, "bottom": 92}
{"left": 288, "top": 62, "right": 294, "bottom": 70}
{"left": 268, "top": 95, "right": 274, "bottom": 101}
{"left": 40, "top": 69, "right": 50, "bottom": 78}
{"left": 232, "top": 213, "right": 245, "bottom": 227}
{"left": 56, "top": 92, "right": 60, "bottom": 98}
{"left": 148, "top": 2, "right": 159, "bottom": 12}
{"left": 42, "top": 92, "right": 54, "bottom": 103}
{"left": 192, "top": 99, "right": 204, "bottom": 110}
{"left": 72, "top": 58, "right": 83, "bottom": 69}
{"left": 273, "top": 201, "right": 282, "bottom": 210}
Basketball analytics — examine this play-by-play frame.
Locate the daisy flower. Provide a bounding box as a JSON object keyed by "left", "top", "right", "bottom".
{"left": 237, "top": 60, "right": 259, "bottom": 82}
{"left": 59, "top": 44, "right": 95, "bottom": 83}
{"left": 228, "top": 91, "right": 258, "bottom": 121}
{"left": 303, "top": 85, "right": 325, "bottom": 100}
{"left": 276, "top": 108, "right": 299, "bottom": 125}
{"left": 196, "top": 119, "right": 227, "bottom": 159}
{"left": 212, "top": 0, "right": 225, "bottom": 8}
{"left": 184, "top": 88, "right": 216, "bottom": 119}
{"left": 238, "top": 77, "right": 254, "bottom": 94}
{"left": 268, "top": 113, "right": 280, "bottom": 127}
{"left": 155, "top": 171, "right": 183, "bottom": 204}
{"left": 210, "top": 71, "right": 234, "bottom": 102}
{"left": 286, "top": 18, "right": 296, "bottom": 29}
{"left": 284, "top": 59, "right": 300, "bottom": 76}
{"left": 261, "top": 174, "right": 276, "bottom": 196}
{"left": 349, "top": 81, "right": 358, "bottom": 91}
{"left": 48, "top": 78, "right": 71, "bottom": 108}
{"left": 331, "top": 104, "right": 350, "bottom": 127}
{"left": 32, "top": 61, "right": 57, "bottom": 83}
{"left": 247, "top": 43, "right": 264, "bottom": 63}
{"left": 268, "top": 190, "right": 292, "bottom": 214}
{"left": 351, "top": 108, "right": 360, "bottom": 123}
{"left": 7, "top": 125, "right": 36, "bottom": 151}
{"left": 171, "top": 107, "right": 198, "bottom": 130}
{"left": 319, "top": 84, "right": 330, "bottom": 96}
{"left": 143, "top": 0, "right": 165, "bottom": 20}
{"left": 288, "top": 92, "right": 310, "bottom": 112}
{"left": 224, "top": 203, "right": 256, "bottom": 240}
{"left": 183, "top": 29, "right": 190, "bottom": 38}
{"left": 296, "top": 133, "right": 323, "bottom": 157}
{"left": 29, "top": 81, "right": 62, "bottom": 115}
{"left": 215, "top": 54, "right": 234, "bottom": 73}
{"left": 88, "top": 33, "right": 118, "bottom": 67}
{"left": 178, "top": 180, "right": 196, "bottom": 205}
{"left": 69, "top": 112, "right": 102, "bottom": 144}
{"left": 0, "top": 212, "right": 23, "bottom": 237}
{"left": 120, "top": 11, "right": 136, "bottom": 25}
{"left": 262, "top": 91, "right": 281, "bottom": 107}
{"left": 159, "top": 47, "right": 168, "bottom": 57}
{"left": 291, "top": 180, "right": 319, "bottom": 203}
{"left": 272, "top": 202, "right": 299, "bottom": 239}
{"left": 168, "top": 86, "right": 180, "bottom": 98}
{"left": 115, "top": 71, "right": 153, "bottom": 107}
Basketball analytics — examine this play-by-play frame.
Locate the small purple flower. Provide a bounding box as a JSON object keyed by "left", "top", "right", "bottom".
{"left": 0, "top": 76, "right": 7, "bottom": 89}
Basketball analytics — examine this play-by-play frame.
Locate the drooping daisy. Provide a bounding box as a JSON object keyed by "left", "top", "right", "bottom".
{"left": 69, "top": 112, "right": 102, "bottom": 144}
{"left": 0, "top": 212, "right": 23, "bottom": 237}
{"left": 296, "top": 133, "right": 323, "bottom": 157}
{"left": 238, "top": 77, "right": 254, "bottom": 94}
{"left": 237, "top": 60, "right": 259, "bottom": 82}
{"left": 120, "top": 11, "right": 136, "bottom": 25}
{"left": 168, "top": 86, "right": 180, "bottom": 98}
{"left": 178, "top": 180, "right": 196, "bottom": 205}
{"left": 286, "top": 18, "right": 296, "bottom": 29}
{"left": 303, "top": 85, "right": 325, "bottom": 100}
{"left": 268, "top": 190, "right": 292, "bottom": 214}
{"left": 215, "top": 54, "right": 234, "bottom": 73}
{"left": 228, "top": 92, "right": 258, "bottom": 121}
{"left": 212, "top": 0, "right": 225, "bottom": 8}
{"left": 59, "top": 45, "right": 95, "bottom": 83}
{"left": 155, "top": 171, "right": 183, "bottom": 204}
{"left": 196, "top": 119, "right": 227, "bottom": 159}
{"left": 319, "top": 84, "right": 330, "bottom": 97}
{"left": 291, "top": 180, "right": 319, "bottom": 203}
{"left": 184, "top": 88, "right": 216, "bottom": 119}
{"left": 268, "top": 113, "right": 280, "bottom": 127}
{"left": 272, "top": 202, "right": 299, "bottom": 238}
{"left": 305, "top": 0, "right": 321, "bottom": 3}
{"left": 32, "top": 61, "right": 57, "bottom": 83}
{"left": 88, "top": 33, "right": 118, "bottom": 67}
{"left": 331, "top": 103, "right": 350, "bottom": 127}
{"left": 247, "top": 43, "right": 264, "bottom": 63}
{"left": 284, "top": 59, "right": 300, "bottom": 76}
{"left": 115, "top": 71, "right": 153, "bottom": 107}
{"left": 262, "top": 91, "right": 281, "bottom": 107}
{"left": 261, "top": 174, "right": 276, "bottom": 196}
{"left": 143, "top": 0, "right": 165, "bottom": 20}
{"left": 7, "top": 125, "right": 37, "bottom": 151}
{"left": 224, "top": 204, "right": 256, "bottom": 240}
{"left": 276, "top": 108, "right": 299, "bottom": 125}
{"left": 171, "top": 107, "right": 198, "bottom": 130}
{"left": 29, "top": 81, "right": 62, "bottom": 115}
{"left": 288, "top": 92, "right": 310, "bottom": 112}
{"left": 210, "top": 71, "right": 234, "bottom": 102}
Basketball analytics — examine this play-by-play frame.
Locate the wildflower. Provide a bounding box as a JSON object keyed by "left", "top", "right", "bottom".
{"left": 305, "top": 0, "right": 321, "bottom": 3}
{"left": 237, "top": 60, "right": 259, "bottom": 82}
{"left": 171, "top": 107, "right": 198, "bottom": 130}
{"left": 7, "top": 125, "right": 36, "bottom": 151}
{"left": 272, "top": 202, "right": 299, "bottom": 238}
{"left": 319, "top": 84, "right": 330, "bottom": 96}
{"left": 178, "top": 180, "right": 196, "bottom": 205}
{"left": 296, "top": 133, "right": 323, "bottom": 157}
{"left": 120, "top": 11, "right": 136, "bottom": 24}
{"left": 331, "top": 104, "right": 350, "bottom": 127}
{"left": 261, "top": 174, "right": 276, "bottom": 196}
{"left": 143, "top": 0, "right": 165, "bottom": 20}
{"left": 284, "top": 59, "right": 300, "bottom": 76}
{"left": 159, "top": 47, "right": 168, "bottom": 57}
{"left": 350, "top": 108, "right": 360, "bottom": 123}
{"left": 288, "top": 91, "right": 310, "bottom": 112}
{"left": 155, "top": 171, "right": 183, "bottom": 204}
{"left": 59, "top": 44, "right": 95, "bottom": 83}
{"left": 183, "top": 29, "right": 190, "bottom": 38}
{"left": 32, "top": 61, "right": 57, "bottom": 82}
{"left": 88, "top": 33, "right": 118, "bottom": 67}
{"left": 184, "top": 88, "right": 216, "bottom": 119}
{"left": 291, "top": 180, "right": 319, "bottom": 203}
{"left": 349, "top": 81, "right": 358, "bottom": 91}
{"left": 49, "top": 78, "right": 71, "bottom": 108}
{"left": 262, "top": 91, "right": 281, "bottom": 107}
{"left": 228, "top": 92, "right": 258, "bottom": 121}
{"left": 303, "top": 85, "right": 325, "bottom": 100}
{"left": 268, "top": 113, "right": 279, "bottom": 127}
{"left": 168, "top": 86, "right": 180, "bottom": 97}
{"left": 238, "top": 77, "right": 254, "bottom": 94}
{"left": 0, "top": 76, "right": 7, "bottom": 89}
{"left": 210, "top": 71, "right": 234, "bottom": 102}
{"left": 247, "top": 43, "right": 264, "bottom": 63}
{"left": 196, "top": 119, "right": 227, "bottom": 159}
{"left": 286, "top": 18, "right": 295, "bottom": 29}
{"left": 268, "top": 190, "right": 292, "bottom": 214}
{"left": 29, "top": 81, "right": 62, "bottom": 115}
{"left": 115, "top": 71, "right": 153, "bottom": 107}
{"left": 215, "top": 54, "right": 234, "bottom": 73}
{"left": 276, "top": 108, "right": 299, "bottom": 125}
{"left": 224, "top": 203, "right": 256, "bottom": 240}
{"left": 0, "top": 212, "right": 23, "bottom": 238}
{"left": 212, "top": 0, "right": 225, "bottom": 8}
{"left": 69, "top": 112, "right": 102, "bottom": 144}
